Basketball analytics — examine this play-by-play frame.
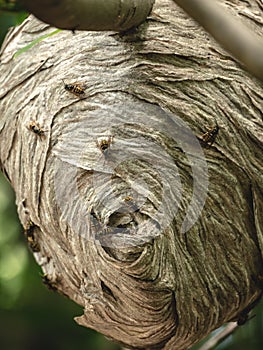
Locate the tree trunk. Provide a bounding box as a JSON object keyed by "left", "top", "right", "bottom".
{"left": 0, "top": 0, "right": 262, "bottom": 349}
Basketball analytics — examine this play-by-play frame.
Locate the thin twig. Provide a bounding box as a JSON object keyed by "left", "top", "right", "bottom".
{"left": 172, "top": 0, "right": 263, "bottom": 82}
{"left": 198, "top": 322, "right": 238, "bottom": 350}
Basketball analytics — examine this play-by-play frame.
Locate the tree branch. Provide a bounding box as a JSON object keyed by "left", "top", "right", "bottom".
{"left": 21, "top": 0, "right": 155, "bottom": 31}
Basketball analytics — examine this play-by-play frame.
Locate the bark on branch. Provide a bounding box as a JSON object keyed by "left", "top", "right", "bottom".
{"left": 0, "top": 0, "right": 262, "bottom": 349}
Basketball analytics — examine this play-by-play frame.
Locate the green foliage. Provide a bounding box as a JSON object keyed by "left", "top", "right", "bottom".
{"left": 0, "top": 0, "right": 25, "bottom": 12}
{"left": 0, "top": 173, "right": 26, "bottom": 308}
{"left": 0, "top": 2, "right": 28, "bottom": 45}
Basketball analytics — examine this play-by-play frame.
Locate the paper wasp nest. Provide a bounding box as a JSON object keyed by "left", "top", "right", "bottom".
{"left": 0, "top": 0, "right": 262, "bottom": 348}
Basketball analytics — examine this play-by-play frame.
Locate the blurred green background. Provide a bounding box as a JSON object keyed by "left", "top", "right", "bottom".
{"left": 0, "top": 2, "right": 262, "bottom": 349}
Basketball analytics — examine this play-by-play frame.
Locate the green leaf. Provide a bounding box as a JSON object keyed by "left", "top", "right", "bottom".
{"left": 13, "top": 28, "right": 61, "bottom": 58}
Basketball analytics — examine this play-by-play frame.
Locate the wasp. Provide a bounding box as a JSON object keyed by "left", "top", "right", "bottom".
{"left": 28, "top": 121, "right": 45, "bottom": 138}
{"left": 24, "top": 220, "right": 40, "bottom": 252}
{"left": 237, "top": 312, "right": 256, "bottom": 326}
{"left": 96, "top": 136, "right": 114, "bottom": 153}
{"left": 200, "top": 122, "right": 219, "bottom": 147}
{"left": 124, "top": 196, "right": 133, "bottom": 202}
{"left": 41, "top": 274, "right": 58, "bottom": 292}
{"left": 230, "top": 292, "right": 262, "bottom": 326}
{"left": 62, "top": 79, "right": 86, "bottom": 97}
